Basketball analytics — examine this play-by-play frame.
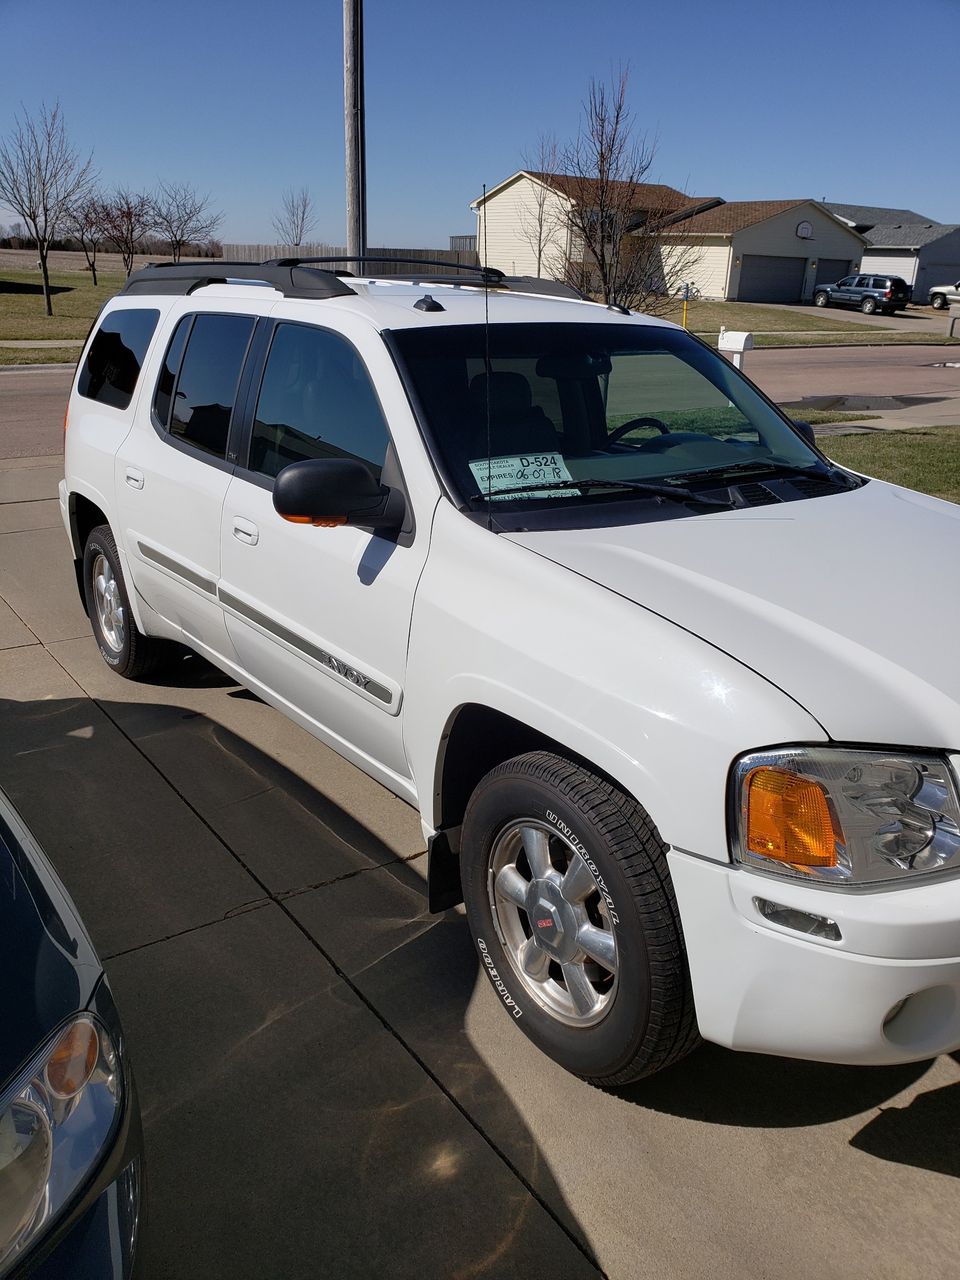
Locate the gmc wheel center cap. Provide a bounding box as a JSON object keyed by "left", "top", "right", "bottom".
{"left": 527, "top": 880, "right": 579, "bottom": 962}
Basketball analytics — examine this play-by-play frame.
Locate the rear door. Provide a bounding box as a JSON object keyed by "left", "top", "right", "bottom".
{"left": 115, "top": 306, "right": 256, "bottom": 661}
{"left": 218, "top": 317, "right": 433, "bottom": 789}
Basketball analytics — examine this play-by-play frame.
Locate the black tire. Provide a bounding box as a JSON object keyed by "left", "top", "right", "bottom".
{"left": 83, "top": 525, "right": 172, "bottom": 680}
{"left": 460, "top": 751, "right": 699, "bottom": 1085}
{"left": 860, "top": 296, "right": 877, "bottom": 314}
{"left": 931, "top": 294, "right": 947, "bottom": 310}
{"left": 814, "top": 291, "right": 829, "bottom": 308}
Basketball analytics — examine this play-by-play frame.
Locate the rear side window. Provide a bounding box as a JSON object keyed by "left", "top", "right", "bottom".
{"left": 168, "top": 314, "right": 255, "bottom": 459}
{"left": 77, "top": 308, "right": 159, "bottom": 410}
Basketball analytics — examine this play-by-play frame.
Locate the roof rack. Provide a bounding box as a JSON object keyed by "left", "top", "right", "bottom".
{"left": 265, "top": 255, "right": 506, "bottom": 284}
{"left": 120, "top": 261, "right": 356, "bottom": 300}
{"left": 118, "top": 258, "right": 588, "bottom": 305}
{"left": 265, "top": 256, "right": 586, "bottom": 300}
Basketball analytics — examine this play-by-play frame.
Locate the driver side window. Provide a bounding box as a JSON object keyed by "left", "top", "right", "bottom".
{"left": 248, "top": 323, "right": 390, "bottom": 479}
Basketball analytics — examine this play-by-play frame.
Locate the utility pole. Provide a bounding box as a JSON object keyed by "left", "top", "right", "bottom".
{"left": 344, "top": 0, "right": 367, "bottom": 259}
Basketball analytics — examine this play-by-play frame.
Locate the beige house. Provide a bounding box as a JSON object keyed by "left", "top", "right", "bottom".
{"left": 661, "top": 200, "right": 866, "bottom": 302}
{"left": 471, "top": 171, "right": 717, "bottom": 279}
{"left": 472, "top": 174, "right": 866, "bottom": 302}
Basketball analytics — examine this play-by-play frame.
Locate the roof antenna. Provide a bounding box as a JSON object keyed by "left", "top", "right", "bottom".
{"left": 482, "top": 182, "right": 493, "bottom": 532}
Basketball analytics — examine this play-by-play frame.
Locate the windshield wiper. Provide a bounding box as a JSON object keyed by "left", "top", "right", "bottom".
{"left": 675, "top": 458, "right": 862, "bottom": 490}
{"left": 471, "top": 478, "right": 734, "bottom": 508}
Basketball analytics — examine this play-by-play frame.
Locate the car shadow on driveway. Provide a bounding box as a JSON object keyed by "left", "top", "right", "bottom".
{"left": 0, "top": 685, "right": 603, "bottom": 1279}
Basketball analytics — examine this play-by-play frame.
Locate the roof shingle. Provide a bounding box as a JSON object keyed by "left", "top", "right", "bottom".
{"left": 864, "top": 222, "right": 960, "bottom": 249}
{"left": 661, "top": 199, "right": 810, "bottom": 235}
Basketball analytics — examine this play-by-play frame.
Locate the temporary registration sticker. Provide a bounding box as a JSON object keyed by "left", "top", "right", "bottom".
{"left": 468, "top": 452, "right": 573, "bottom": 500}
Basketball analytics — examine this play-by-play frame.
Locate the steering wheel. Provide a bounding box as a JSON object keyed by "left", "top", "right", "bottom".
{"left": 607, "top": 416, "right": 669, "bottom": 444}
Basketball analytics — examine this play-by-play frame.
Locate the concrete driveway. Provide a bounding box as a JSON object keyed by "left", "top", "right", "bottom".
{"left": 0, "top": 367, "right": 958, "bottom": 1279}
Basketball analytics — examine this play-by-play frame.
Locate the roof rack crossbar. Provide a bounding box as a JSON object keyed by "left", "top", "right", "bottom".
{"left": 264, "top": 255, "right": 506, "bottom": 283}
{"left": 120, "top": 261, "right": 357, "bottom": 300}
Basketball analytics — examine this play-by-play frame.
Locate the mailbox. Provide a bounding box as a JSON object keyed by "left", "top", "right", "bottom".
{"left": 718, "top": 328, "right": 754, "bottom": 370}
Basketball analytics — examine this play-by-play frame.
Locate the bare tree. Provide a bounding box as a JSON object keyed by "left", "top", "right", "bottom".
{"left": 556, "top": 69, "right": 703, "bottom": 313}
{"left": 272, "top": 187, "right": 316, "bottom": 247}
{"left": 64, "top": 193, "right": 107, "bottom": 286}
{"left": 100, "top": 188, "right": 155, "bottom": 275}
{"left": 153, "top": 180, "right": 223, "bottom": 263}
{"left": 517, "top": 134, "right": 564, "bottom": 277}
{"left": 0, "top": 102, "right": 94, "bottom": 315}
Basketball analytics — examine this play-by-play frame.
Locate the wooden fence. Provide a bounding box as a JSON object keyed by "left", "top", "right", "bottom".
{"left": 221, "top": 243, "right": 479, "bottom": 273}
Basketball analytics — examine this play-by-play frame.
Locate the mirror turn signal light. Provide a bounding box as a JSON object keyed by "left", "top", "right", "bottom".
{"left": 745, "top": 766, "right": 841, "bottom": 867}
{"left": 279, "top": 514, "right": 347, "bottom": 528}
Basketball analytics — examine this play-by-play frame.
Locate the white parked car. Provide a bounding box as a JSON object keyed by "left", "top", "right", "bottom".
{"left": 61, "top": 258, "right": 960, "bottom": 1085}
{"left": 929, "top": 280, "right": 960, "bottom": 309}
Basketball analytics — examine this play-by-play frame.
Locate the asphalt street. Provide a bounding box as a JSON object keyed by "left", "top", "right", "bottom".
{"left": 0, "top": 364, "right": 958, "bottom": 1278}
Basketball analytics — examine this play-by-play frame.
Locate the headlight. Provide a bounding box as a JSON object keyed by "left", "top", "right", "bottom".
{"left": 0, "top": 1015, "right": 122, "bottom": 1276}
{"left": 731, "top": 747, "right": 960, "bottom": 885}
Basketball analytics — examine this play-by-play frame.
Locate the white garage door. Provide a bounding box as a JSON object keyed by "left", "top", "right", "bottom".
{"left": 737, "top": 255, "right": 806, "bottom": 303}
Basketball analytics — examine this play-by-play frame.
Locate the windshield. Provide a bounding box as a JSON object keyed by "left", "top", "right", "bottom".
{"left": 391, "top": 322, "right": 823, "bottom": 514}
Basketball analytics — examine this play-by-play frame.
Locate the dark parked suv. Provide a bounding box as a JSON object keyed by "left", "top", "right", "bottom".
{"left": 813, "top": 273, "right": 912, "bottom": 314}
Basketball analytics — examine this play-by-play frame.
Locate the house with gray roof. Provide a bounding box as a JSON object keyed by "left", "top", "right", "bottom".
{"left": 825, "top": 203, "right": 938, "bottom": 233}
{"left": 860, "top": 222, "right": 960, "bottom": 304}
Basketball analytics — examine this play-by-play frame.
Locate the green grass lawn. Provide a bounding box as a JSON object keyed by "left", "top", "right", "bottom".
{"left": 825, "top": 427, "right": 960, "bottom": 504}
{"left": 0, "top": 270, "right": 125, "bottom": 340}
{"left": 663, "top": 300, "right": 865, "bottom": 333}
{"left": 0, "top": 346, "right": 82, "bottom": 366}
{"left": 664, "top": 300, "right": 958, "bottom": 348}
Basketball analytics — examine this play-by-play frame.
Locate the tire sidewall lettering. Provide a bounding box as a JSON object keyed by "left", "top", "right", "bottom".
{"left": 477, "top": 937, "right": 523, "bottom": 1018}
{"left": 544, "top": 808, "right": 621, "bottom": 925}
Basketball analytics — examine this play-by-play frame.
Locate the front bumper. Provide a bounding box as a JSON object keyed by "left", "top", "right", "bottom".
{"left": 669, "top": 850, "right": 960, "bottom": 1065}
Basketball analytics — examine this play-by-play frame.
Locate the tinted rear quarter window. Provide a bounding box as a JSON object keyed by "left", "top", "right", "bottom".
{"left": 78, "top": 308, "right": 160, "bottom": 410}
{"left": 169, "top": 313, "right": 255, "bottom": 459}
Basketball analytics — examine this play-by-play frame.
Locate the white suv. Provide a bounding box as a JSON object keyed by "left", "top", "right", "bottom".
{"left": 61, "top": 258, "right": 960, "bottom": 1085}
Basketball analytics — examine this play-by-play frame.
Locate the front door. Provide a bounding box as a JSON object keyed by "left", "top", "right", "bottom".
{"left": 218, "top": 320, "right": 430, "bottom": 789}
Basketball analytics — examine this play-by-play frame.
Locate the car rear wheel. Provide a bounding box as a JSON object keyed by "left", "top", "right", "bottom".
{"left": 460, "top": 751, "right": 699, "bottom": 1085}
{"left": 83, "top": 525, "right": 173, "bottom": 680}
{"left": 861, "top": 296, "right": 878, "bottom": 314}
{"left": 931, "top": 294, "right": 947, "bottom": 310}
{"left": 814, "top": 292, "right": 829, "bottom": 308}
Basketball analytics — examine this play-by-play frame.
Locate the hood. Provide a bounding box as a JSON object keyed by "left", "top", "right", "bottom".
{"left": 0, "top": 797, "right": 101, "bottom": 1087}
{"left": 505, "top": 479, "right": 960, "bottom": 749}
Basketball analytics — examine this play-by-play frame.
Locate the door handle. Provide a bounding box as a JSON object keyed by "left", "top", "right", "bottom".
{"left": 232, "top": 518, "right": 259, "bottom": 546}
{"left": 125, "top": 468, "right": 144, "bottom": 490}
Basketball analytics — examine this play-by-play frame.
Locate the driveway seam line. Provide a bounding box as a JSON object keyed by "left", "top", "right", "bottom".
{"left": 102, "top": 898, "right": 273, "bottom": 961}
{"left": 44, "top": 641, "right": 605, "bottom": 1276}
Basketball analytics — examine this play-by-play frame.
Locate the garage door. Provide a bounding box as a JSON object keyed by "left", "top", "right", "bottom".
{"left": 737, "top": 255, "right": 806, "bottom": 302}
{"left": 815, "top": 258, "right": 850, "bottom": 287}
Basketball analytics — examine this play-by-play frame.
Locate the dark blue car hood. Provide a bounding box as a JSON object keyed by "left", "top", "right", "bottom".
{"left": 0, "top": 804, "right": 102, "bottom": 1088}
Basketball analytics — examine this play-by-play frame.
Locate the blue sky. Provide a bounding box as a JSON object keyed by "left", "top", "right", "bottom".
{"left": 0, "top": 0, "right": 955, "bottom": 247}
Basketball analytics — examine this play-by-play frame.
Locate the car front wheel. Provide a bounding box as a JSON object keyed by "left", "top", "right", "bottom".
{"left": 931, "top": 294, "right": 947, "bottom": 310}
{"left": 460, "top": 751, "right": 699, "bottom": 1085}
{"left": 83, "top": 525, "right": 172, "bottom": 679}
{"left": 814, "top": 291, "right": 829, "bottom": 307}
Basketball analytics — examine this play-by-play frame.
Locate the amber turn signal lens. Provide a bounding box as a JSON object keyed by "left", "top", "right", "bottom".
{"left": 745, "top": 767, "right": 841, "bottom": 867}
{"left": 279, "top": 513, "right": 347, "bottom": 527}
{"left": 46, "top": 1017, "right": 100, "bottom": 1098}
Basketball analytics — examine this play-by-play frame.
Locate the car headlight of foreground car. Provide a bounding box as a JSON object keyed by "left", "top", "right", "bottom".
{"left": 0, "top": 1014, "right": 122, "bottom": 1276}
{"left": 732, "top": 747, "right": 960, "bottom": 886}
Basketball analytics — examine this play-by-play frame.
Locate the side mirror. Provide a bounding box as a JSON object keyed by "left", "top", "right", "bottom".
{"left": 273, "top": 458, "right": 405, "bottom": 531}
{"left": 793, "top": 420, "right": 816, "bottom": 447}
